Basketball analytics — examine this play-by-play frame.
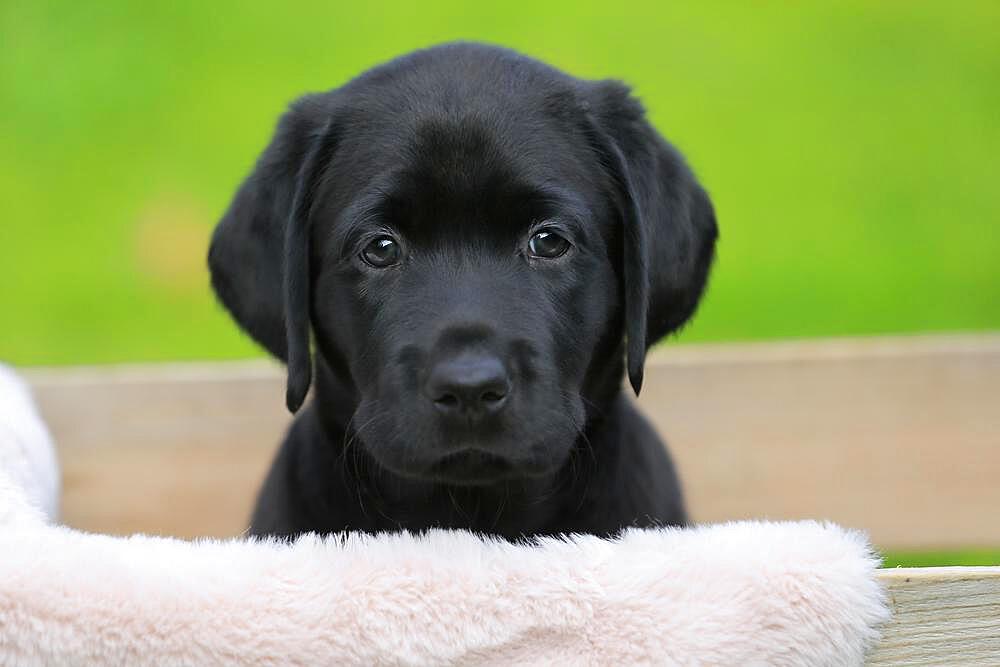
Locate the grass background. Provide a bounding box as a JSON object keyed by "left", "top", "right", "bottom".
{"left": 2, "top": 1, "right": 998, "bottom": 564}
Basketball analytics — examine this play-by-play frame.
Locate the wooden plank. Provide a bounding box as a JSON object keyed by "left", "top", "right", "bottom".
{"left": 870, "top": 566, "right": 1000, "bottom": 665}
{"left": 637, "top": 334, "right": 1000, "bottom": 551}
{"left": 26, "top": 362, "right": 290, "bottom": 538}
{"left": 21, "top": 333, "right": 1000, "bottom": 547}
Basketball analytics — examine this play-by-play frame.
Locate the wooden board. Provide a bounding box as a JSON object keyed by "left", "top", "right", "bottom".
{"left": 22, "top": 333, "right": 1000, "bottom": 548}
{"left": 637, "top": 334, "right": 1000, "bottom": 551}
{"left": 26, "top": 362, "right": 288, "bottom": 538}
{"left": 870, "top": 566, "right": 1000, "bottom": 665}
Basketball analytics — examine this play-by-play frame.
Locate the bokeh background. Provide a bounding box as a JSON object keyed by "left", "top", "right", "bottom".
{"left": 3, "top": 2, "right": 998, "bottom": 563}
{"left": 3, "top": 1, "right": 998, "bottom": 364}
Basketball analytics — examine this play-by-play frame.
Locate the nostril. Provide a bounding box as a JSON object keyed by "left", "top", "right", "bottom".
{"left": 434, "top": 393, "right": 460, "bottom": 409}
{"left": 481, "top": 390, "right": 506, "bottom": 404}
{"left": 426, "top": 353, "right": 511, "bottom": 417}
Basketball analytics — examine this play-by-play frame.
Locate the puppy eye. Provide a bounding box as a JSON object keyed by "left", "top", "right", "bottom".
{"left": 527, "top": 229, "right": 571, "bottom": 259}
{"left": 360, "top": 235, "right": 402, "bottom": 268}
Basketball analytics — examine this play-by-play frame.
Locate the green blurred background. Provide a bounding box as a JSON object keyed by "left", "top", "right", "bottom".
{"left": 2, "top": 2, "right": 998, "bottom": 563}
{"left": 3, "top": 1, "right": 998, "bottom": 365}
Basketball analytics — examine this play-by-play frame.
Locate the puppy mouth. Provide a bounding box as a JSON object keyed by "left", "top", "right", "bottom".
{"left": 424, "top": 448, "right": 515, "bottom": 485}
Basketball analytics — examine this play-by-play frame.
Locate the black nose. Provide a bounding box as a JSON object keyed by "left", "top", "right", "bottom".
{"left": 426, "top": 353, "right": 510, "bottom": 418}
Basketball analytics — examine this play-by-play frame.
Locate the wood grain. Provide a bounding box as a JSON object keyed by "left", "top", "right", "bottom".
{"left": 27, "top": 362, "right": 289, "bottom": 538}
{"left": 22, "top": 333, "right": 1000, "bottom": 548}
{"left": 637, "top": 334, "right": 1000, "bottom": 551}
{"left": 870, "top": 566, "right": 1000, "bottom": 665}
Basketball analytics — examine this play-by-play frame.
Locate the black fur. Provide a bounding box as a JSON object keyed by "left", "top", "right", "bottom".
{"left": 209, "top": 43, "right": 717, "bottom": 539}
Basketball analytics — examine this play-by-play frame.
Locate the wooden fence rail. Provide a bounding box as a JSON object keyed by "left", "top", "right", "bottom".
{"left": 871, "top": 566, "right": 1000, "bottom": 664}
{"left": 23, "top": 333, "right": 1000, "bottom": 548}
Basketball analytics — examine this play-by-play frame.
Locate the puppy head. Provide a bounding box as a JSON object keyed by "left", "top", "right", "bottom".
{"left": 209, "top": 44, "right": 716, "bottom": 485}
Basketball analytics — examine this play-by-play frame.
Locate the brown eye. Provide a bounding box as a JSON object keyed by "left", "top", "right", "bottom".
{"left": 527, "top": 230, "right": 570, "bottom": 259}
{"left": 360, "top": 235, "right": 401, "bottom": 267}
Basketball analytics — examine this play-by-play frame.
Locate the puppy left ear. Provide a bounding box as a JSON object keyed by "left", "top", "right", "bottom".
{"left": 583, "top": 81, "right": 718, "bottom": 395}
{"left": 208, "top": 94, "right": 340, "bottom": 413}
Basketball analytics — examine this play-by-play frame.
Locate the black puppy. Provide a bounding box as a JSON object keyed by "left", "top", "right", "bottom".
{"left": 209, "top": 43, "right": 717, "bottom": 539}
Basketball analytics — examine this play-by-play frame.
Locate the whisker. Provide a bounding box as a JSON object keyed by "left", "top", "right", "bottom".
{"left": 489, "top": 483, "right": 510, "bottom": 531}
{"left": 341, "top": 405, "right": 393, "bottom": 519}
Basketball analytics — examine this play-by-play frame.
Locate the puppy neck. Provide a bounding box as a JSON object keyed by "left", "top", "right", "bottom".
{"left": 310, "top": 354, "right": 359, "bottom": 438}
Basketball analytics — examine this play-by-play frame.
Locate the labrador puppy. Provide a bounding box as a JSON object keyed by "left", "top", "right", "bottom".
{"left": 209, "top": 42, "right": 717, "bottom": 540}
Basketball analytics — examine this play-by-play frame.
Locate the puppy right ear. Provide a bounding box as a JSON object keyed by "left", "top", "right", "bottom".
{"left": 208, "top": 94, "right": 337, "bottom": 413}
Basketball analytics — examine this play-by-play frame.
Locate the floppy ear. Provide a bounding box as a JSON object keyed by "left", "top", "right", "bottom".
{"left": 208, "top": 94, "right": 338, "bottom": 413}
{"left": 584, "top": 81, "right": 718, "bottom": 395}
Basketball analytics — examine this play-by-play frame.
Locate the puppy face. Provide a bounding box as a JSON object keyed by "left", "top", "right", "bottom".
{"left": 310, "top": 114, "right": 620, "bottom": 483}
{"left": 209, "top": 43, "right": 717, "bottom": 486}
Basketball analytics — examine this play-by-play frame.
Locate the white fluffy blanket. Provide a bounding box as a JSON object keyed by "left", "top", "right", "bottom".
{"left": 0, "top": 366, "right": 58, "bottom": 523}
{"left": 0, "top": 365, "right": 889, "bottom": 666}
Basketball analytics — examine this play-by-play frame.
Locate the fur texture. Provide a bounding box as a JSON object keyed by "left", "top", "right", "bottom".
{"left": 0, "top": 505, "right": 887, "bottom": 665}
{"left": 0, "top": 365, "right": 58, "bottom": 523}
{"left": 208, "top": 43, "right": 717, "bottom": 538}
{"left": 0, "top": 366, "right": 889, "bottom": 666}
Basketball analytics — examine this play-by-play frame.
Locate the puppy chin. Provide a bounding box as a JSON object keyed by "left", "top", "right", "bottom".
{"left": 363, "top": 431, "right": 575, "bottom": 487}
{"left": 352, "top": 392, "right": 584, "bottom": 486}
